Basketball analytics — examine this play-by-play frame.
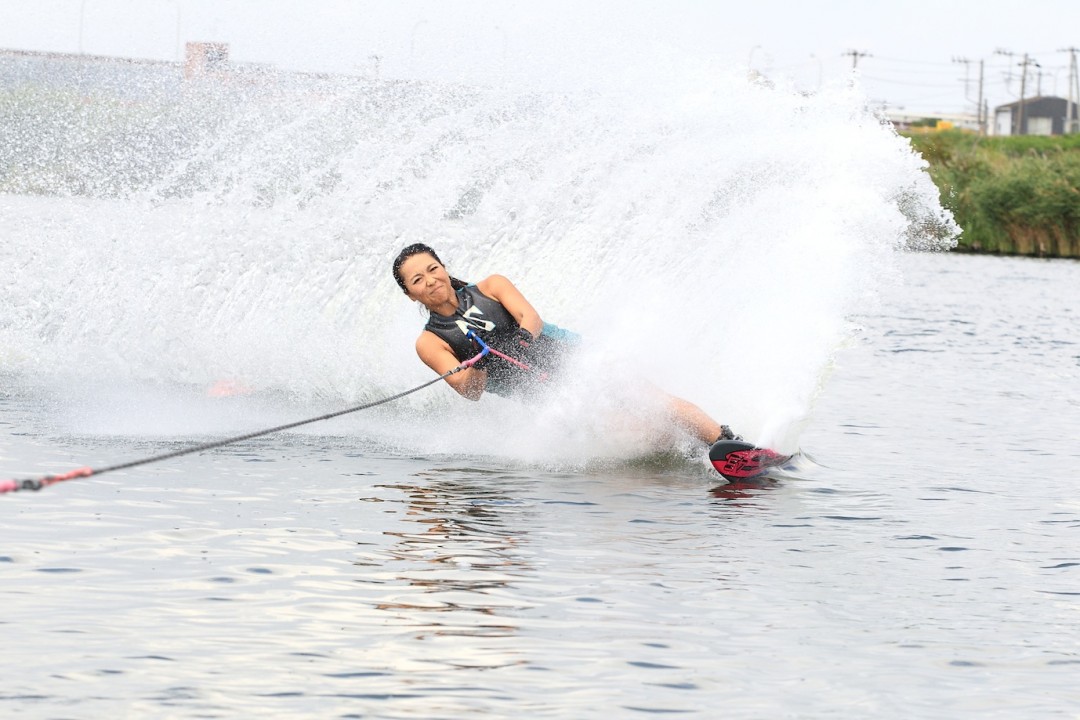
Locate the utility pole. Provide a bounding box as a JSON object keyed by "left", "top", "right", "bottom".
{"left": 1018, "top": 54, "right": 1029, "bottom": 135}
{"left": 995, "top": 48, "right": 1016, "bottom": 88}
{"left": 1061, "top": 47, "right": 1080, "bottom": 134}
{"left": 1000, "top": 51, "right": 1038, "bottom": 135}
{"left": 979, "top": 59, "right": 986, "bottom": 135}
{"left": 953, "top": 57, "right": 986, "bottom": 134}
{"left": 995, "top": 49, "right": 1016, "bottom": 134}
{"left": 843, "top": 49, "right": 871, "bottom": 70}
{"left": 1017, "top": 54, "right": 1040, "bottom": 135}
{"left": 953, "top": 55, "right": 973, "bottom": 105}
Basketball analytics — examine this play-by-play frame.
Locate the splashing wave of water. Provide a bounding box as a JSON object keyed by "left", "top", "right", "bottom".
{"left": 1, "top": 61, "right": 957, "bottom": 459}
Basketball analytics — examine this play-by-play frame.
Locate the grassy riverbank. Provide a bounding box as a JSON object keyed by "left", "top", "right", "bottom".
{"left": 907, "top": 130, "right": 1080, "bottom": 258}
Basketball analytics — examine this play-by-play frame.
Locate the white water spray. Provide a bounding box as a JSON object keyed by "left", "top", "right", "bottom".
{"left": 1, "top": 55, "right": 956, "bottom": 465}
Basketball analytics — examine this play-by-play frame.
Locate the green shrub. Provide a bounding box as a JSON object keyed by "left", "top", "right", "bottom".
{"left": 907, "top": 130, "right": 1080, "bottom": 257}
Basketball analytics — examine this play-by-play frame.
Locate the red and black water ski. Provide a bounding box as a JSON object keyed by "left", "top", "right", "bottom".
{"left": 709, "top": 439, "right": 793, "bottom": 481}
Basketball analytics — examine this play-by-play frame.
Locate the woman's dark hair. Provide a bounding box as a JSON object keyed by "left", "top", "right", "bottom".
{"left": 392, "top": 243, "right": 468, "bottom": 294}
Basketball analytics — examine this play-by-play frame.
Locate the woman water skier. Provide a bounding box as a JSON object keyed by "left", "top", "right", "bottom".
{"left": 391, "top": 243, "right": 741, "bottom": 452}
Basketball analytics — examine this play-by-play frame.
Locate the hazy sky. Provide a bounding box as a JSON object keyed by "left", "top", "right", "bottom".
{"left": 2, "top": 0, "right": 1079, "bottom": 115}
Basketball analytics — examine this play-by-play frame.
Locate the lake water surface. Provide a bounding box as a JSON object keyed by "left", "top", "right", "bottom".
{"left": 3, "top": 251, "right": 1079, "bottom": 718}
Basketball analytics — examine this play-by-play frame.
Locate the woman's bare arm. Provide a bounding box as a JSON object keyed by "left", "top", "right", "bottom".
{"left": 415, "top": 330, "right": 487, "bottom": 400}
{"left": 476, "top": 274, "right": 543, "bottom": 337}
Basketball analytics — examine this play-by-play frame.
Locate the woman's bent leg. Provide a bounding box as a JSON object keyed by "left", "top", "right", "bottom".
{"left": 667, "top": 396, "right": 727, "bottom": 445}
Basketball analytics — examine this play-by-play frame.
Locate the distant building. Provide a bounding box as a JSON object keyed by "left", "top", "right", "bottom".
{"left": 994, "top": 96, "right": 1080, "bottom": 136}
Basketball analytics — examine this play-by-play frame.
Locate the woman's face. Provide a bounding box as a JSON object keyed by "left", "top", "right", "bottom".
{"left": 398, "top": 252, "right": 454, "bottom": 308}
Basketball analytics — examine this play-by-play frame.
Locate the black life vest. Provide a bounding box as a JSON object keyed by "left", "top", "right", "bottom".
{"left": 423, "top": 284, "right": 517, "bottom": 362}
{"left": 422, "top": 284, "right": 571, "bottom": 397}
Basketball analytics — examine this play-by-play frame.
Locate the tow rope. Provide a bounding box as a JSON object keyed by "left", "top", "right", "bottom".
{"left": 1, "top": 331, "right": 494, "bottom": 494}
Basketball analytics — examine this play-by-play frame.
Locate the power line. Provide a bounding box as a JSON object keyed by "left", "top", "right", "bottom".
{"left": 872, "top": 55, "right": 957, "bottom": 67}
{"left": 866, "top": 65, "right": 971, "bottom": 77}
{"left": 859, "top": 75, "right": 963, "bottom": 89}
{"left": 766, "top": 47, "right": 1075, "bottom": 127}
